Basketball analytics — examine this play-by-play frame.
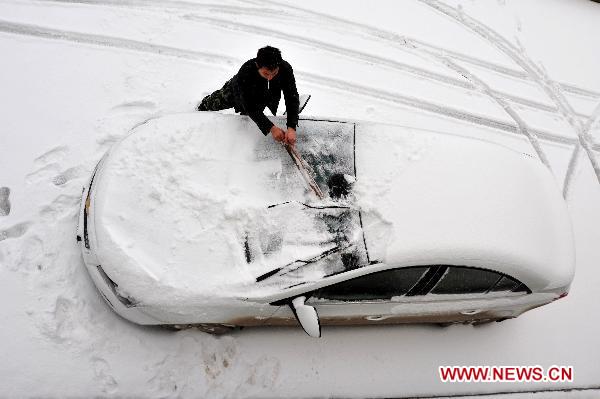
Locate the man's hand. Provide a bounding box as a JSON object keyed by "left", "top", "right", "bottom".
{"left": 270, "top": 125, "right": 285, "bottom": 142}
{"left": 285, "top": 127, "right": 297, "bottom": 146}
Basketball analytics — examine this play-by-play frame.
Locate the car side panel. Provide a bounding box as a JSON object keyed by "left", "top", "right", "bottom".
{"left": 266, "top": 292, "right": 555, "bottom": 326}
{"left": 136, "top": 301, "right": 281, "bottom": 326}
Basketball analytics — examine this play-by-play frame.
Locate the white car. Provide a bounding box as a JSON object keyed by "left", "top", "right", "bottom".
{"left": 77, "top": 112, "right": 575, "bottom": 337}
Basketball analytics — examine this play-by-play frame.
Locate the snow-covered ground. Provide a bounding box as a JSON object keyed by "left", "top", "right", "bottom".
{"left": 1, "top": 0, "right": 599, "bottom": 397}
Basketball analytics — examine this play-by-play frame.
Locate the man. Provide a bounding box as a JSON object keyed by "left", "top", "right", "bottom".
{"left": 197, "top": 46, "right": 300, "bottom": 145}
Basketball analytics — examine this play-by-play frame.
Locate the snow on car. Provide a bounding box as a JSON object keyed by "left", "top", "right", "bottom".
{"left": 76, "top": 112, "right": 575, "bottom": 337}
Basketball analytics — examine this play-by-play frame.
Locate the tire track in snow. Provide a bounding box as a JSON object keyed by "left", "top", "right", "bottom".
{"left": 0, "top": 19, "right": 236, "bottom": 67}
{"left": 39, "top": 0, "right": 300, "bottom": 20}
{"left": 300, "top": 71, "right": 585, "bottom": 149}
{"left": 408, "top": 37, "right": 600, "bottom": 100}
{"left": 186, "top": 15, "right": 587, "bottom": 120}
{"left": 0, "top": 19, "right": 596, "bottom": 150}
{"left": 248, "top": 0, "right": 600, "bottom": 101}
{"left": 563, "top": 102, "right": 600, "bottom": 197}
{"left": 210, "top": 5, "right": 563, "bottom": 166}
{"left": 426, "top": 53, "right": 550, "bottom": 169}
{"left": 186, "top": 12, "right": 551, "bottom": 169}
{"left": 418, "top": 0, "right": 600, "bottom": 190}
{"left": 256, "top": 0, "right": 598, "bottom": 185}
{"left": 19, "top": 0, "right": 586, "bottom": 119}
{"left": 238, "top": 0, "right": 597, "bottom": 181}
{"left": 19, "top": 0, "right": 600, "bottom": 145}
{"left": 40, "top": 0, "right": 600, "bottom": 104}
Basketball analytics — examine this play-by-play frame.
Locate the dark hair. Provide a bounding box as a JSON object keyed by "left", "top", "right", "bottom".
{"left": 256, "top": 46, "right": 282, "bottom": 69}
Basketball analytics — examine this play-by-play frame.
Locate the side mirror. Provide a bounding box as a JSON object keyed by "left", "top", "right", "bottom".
{"left": 290, "top": 296, "right": 321, "bottom": 338}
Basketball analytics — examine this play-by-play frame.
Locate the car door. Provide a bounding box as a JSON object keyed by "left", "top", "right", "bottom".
{"left": 304, "top": 266, "right": 431, "bottom": 324}
{"left": 412, "top": 266, "right": 532, "bottom": 322}
{"left": 270, "top": 265, "right": 532, "bottom": 326}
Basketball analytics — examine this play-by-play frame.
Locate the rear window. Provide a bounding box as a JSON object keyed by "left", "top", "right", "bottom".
{"left": 489, "top": 275, "right": 527, "bottom": 292}
{"left": 431, "top": 267, "right": 501, "bottom": 294}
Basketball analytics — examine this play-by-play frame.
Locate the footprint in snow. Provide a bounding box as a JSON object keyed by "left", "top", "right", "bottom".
{"left": 5, "top": 235, "right": 44, "bottom": 273}
{"left": 244, "top": 356, "right": 281, "bottom": 389}
{"left": 110, "top": 100, "right": 156, "bottom": 114}
{"left": 28, "top": 145, "right": 72, "bottom": 186}
{"left": 92, "top": 357, "right": 118, "bottom": 394}
{"left": 34, "top": 145, "right": 69, "bottom": 167}
{"left": 202, "top": 337, "right": 237, "bottom": 380}
{"left": 26, "top": 163, "right": 61, "bottom": 185}
{"left": 0, "top": 187, "right": 10, "bottom": 216}
{"left": 39, "top": 194, "right": 81, "bottom": 224}
{"left": 0, "top": 222, "right": 30, "bottom": 242}
{"left": 52, "top": 166, "right": 87, "bottom": 186}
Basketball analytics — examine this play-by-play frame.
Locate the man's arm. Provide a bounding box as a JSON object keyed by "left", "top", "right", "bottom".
{"left": 282, "top": 63, "right": 300, "bottom": 130}
{"left": 232, "top": 72, "right": 274, "bottom": 135}
{"left": 246, "top": 102, "right": 275, "bottom": 136}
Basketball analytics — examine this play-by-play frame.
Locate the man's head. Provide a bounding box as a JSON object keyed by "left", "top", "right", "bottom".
{"left": 256, "top": 46, "right": 281, "bottom": 81}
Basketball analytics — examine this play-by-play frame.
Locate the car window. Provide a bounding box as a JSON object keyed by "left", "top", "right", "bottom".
{"left": 489, "top": 276, "right": 528, "bottom": 293}
{"left": 312, "top": 267, "right": 429, "bottom": 301}
{"left": 431, "top": 267, "right": 500, "bottom": 294}
{"left": 405, "top": 265, "right": 448, "bottom": 296}
{"left": 431, "top": 267, "right": 529, "bottom": 295}
{"left": 309, "top": 266, "right": 530, "bottom": 303}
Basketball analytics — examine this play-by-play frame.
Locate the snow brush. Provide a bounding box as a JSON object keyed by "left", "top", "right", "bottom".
{"left": 285, "top": 144, "right": 325, "bottom": 200}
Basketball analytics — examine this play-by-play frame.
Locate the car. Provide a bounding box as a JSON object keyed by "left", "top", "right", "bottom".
{"left": 77, "top": 112, "right": 575, "bottom": 337}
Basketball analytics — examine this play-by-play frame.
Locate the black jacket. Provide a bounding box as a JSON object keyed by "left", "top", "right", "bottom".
{"left": 231, "top": 59, "right": 300, "bottom": 135}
